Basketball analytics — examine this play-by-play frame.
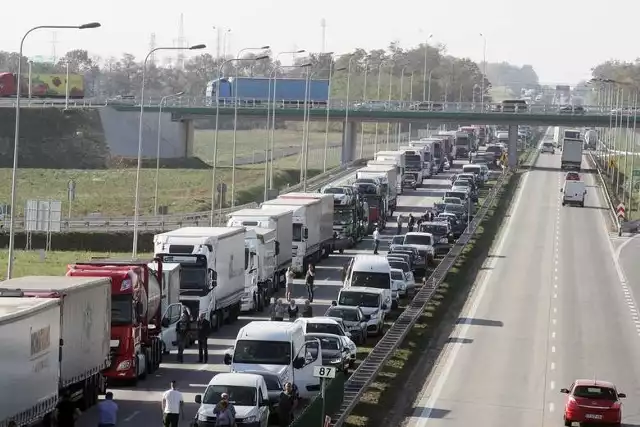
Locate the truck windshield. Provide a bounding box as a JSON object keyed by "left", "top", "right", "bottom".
{"left": 335, "top": 210, "right": 353, "bottom": 223}
{"left": 180, "top": 266, "right": 207, "bottom": 290}
{"left": 203, "top": 385, "right": 257, "bottom": 406}
{"left": 293, "top": 223, "right": 303, "bottom": 242}
{"left": 338, "top": 291, "right": 380, "bottom": 308}
{"left": 233, "top": 340, "right": 292, "bottom": 365}
{"left": 111, "top": 294, "right": 133, "bottom": 325}
{"left": 351, "top": 271, "right": 390, "bottom": 290}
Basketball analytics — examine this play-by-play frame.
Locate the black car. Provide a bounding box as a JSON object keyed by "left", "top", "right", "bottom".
{"left": 305, "top": 333, "right": 350, "bottom": 373}
{"left": 419, "top": 221, "right": 454, "bottom": 253}
{"left": 402, "top": 174, "right": 418, "bottom": 190}
{"left": 388, "top": 245, "right": 419, "bottom": 267}
{"left": 436, "top": 214, "right": 466, "bottom": 238}
{"left": 324, "top": 306, "right": 368, "bottom": 345}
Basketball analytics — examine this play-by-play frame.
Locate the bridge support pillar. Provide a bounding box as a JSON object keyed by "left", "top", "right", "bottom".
{"left": 180, "top": 119, "right": 196, "bottom": 157}
{"left": 508, "top": 125, "right": 518, "bottom": 168}
{"left": 342, "top": 121, "right": 358, "bottom": 164}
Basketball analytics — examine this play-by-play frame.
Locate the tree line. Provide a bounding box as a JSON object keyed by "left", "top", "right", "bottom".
{"left": 590, "top": 60, "right": 640, "bottom": 104}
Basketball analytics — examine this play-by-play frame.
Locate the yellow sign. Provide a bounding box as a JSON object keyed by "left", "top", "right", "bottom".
{"left": 609, "top": 158, "right": 617, "bottom": 169}
{"left": 29, "top": 73, "right": 84, "bottom": 98}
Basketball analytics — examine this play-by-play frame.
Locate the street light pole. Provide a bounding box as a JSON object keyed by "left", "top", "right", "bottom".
{"left": 324, "top": 57, "right": 345, "bottom": 172}
{"left": 398, "top": 66, "right": 408, "bottom": 146}
{"left": 230, "top": 46, "right": 270, "bottom": 207}
{"left": 427, "top": 70, "right": 433, "bottom": 103}
{"left": 7, "top": 21, "right": 101, "bottom": 279}
{"left": 301, "top": 67, "right": 311, "bottom": 189}
{"left": 132, "top": 43, "right": 205, "bottom": 257}
{"left": 422, "top": 33, "right": 433, "bottom": 101}
{"left": 27, "top": 61, "right": 33, "bottom": 100}
{"left": 479, "top": 33, "right": 486, "bottom": 106}
{"left": 360, "top": 61, "right": 370, "bottom": 156}
{"left": 408, "top": 71, "right": 414, "bottom": 138}
{"left": 154, "top": 91, "right": 184, "bottom": 215}
{"left": 386, "top": 66, "right": 393, "bottom": 148}
{"left": 344, "top": 55, "right": 356, "bottom": 160}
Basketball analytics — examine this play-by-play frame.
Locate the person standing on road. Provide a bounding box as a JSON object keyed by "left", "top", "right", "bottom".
{"left": 272, "top": 299, "right": 286, "bottom": 321}
{"left": 396, "top": 215, "right": 403, "bottom": 235}
{"left": 305, "top": 264, "right": 315, "bottom": 302}
{"left": 408, "top": 214, "right": 415, "bottom": 232}
{"left": 278, "top": 382, "right": 297, "bottom": 427}
{"left": 372, "top": 227, "right": 380, "bottom": 254}
{"left": 54, "top": 391, "right": 81, "bottom": 427}
{"left": 213, "top": 393, "right": 236, "bottom": 426}
{"left": 285, "top": 267, "right": 295, "bottom": 301}
{"left": 287, "top": 299, "right": 299, "bottom": 321}
{"left": 175, "top": 311, "right": 190, "bottom": 363}
{"left": 162, "top": 381, "right": 184, "bottom": 427}
{"left": 197, "top": 313, "right": 211, "bottom": 363}
{"left": 97, "top": 391, "right": 118, "bottom": 427}
{"left": 302, "top": 300, "right": 313, "bottom": 317}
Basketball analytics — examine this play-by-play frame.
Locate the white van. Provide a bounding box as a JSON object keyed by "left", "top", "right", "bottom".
{"left": 462, "top": 164, "right": 488, "bottom": 184}
{"left": 343, "top": 255, "right": 393, "bottom": 313}
{"left": 223, "top": 321, "right": 321, "bottom": 398}
{"left": 337, "top": 287, "right": 387, "bottom": 336}
{"left": 561, "top": 180, "right": 587, "bottom": 207}
{"left": 194, "top": 373, "right": 270, "bottom": 426}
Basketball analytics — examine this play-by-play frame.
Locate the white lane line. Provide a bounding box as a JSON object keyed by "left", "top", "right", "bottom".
{"left": 551, "top": 346, "right": 556, "bottom": 353}
{"left": 407, "top": 145, "right": 533, "bottom": 426}
{"left": 549, "top": 402, "right": 555, "bottom": 412}
{"left": 552, "top": 319, "right": 557, "bottom": 325}
{"left": 550, "top": 381, "right": 556, "bottom": 390}
{"left": 551, "top": 362, "right": 556, "bottom": 370}
{"left": 553, "top": 293, "right": 557, "bottom": 299}
{"left": 553, "top": 307, "right": 557, "bottom": 313}
{"left": 123, "top": 411, "right": 140, "bottom": 422}
{"left": 551, "top": 331, "right": 556, "bottom": 339}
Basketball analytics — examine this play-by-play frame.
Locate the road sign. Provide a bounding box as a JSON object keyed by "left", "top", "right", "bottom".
{"left": 609, "top": 159, "right": 618, "bottom": 169}
{"left": 633, "top": 170, "right": 640, "bottom": 177}
{"left": 617, "top": 203, "right": 626, "bottom": 218}
{"left": 313, "top": 366, "right": 336, "bottom": 379}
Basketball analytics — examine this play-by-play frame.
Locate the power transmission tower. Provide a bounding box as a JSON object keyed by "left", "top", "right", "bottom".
{"left": 149, "top": 33, "right": 157, "bottom": 65}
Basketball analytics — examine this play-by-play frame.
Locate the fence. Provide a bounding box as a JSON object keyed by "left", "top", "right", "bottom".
{"left": 289, "top": 373, "right": 346, "bottom": 427}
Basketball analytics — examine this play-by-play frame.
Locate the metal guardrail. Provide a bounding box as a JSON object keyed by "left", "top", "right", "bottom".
{"left": 330, "top": 168, "right": 511, "bottom": 426}
{"left": 586, "top": 150, "right": 619, "bottom": 230}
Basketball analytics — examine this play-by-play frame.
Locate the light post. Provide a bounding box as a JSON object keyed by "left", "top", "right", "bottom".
{"left": 422, "top": 33, "right": 433, "bottom": 101}
{"left": 264, "top": 61, "right": 310, "bottom": 200}
{"left": 408, "top": 71, "right": 415, "bottom": 139}
{"left": 398, "top": 66, "right": 408, "bottom": 146}
{"left": 386, "top": 65, "right": 394, "bottom": 148}
{"left": 324, "top": 56, "right": 346, "bottom": 172}
{"left": 27, "top": 61, "right": 33, "bottom": 99}
{"left": 154, "top": 91, "right": 184, "bottom": 215}
{"left": 479, "top": 33, "right": 487, "bottom": 106}
{"left": 344, "top": 55, "right": 357, "bottom": 163}
{"left": 360, "top": 58, "right": 371, "bottom": 157}
{"left": 7, "top": 21, "right": 101, "bottom": 279}
{"left": 132, "top": 43, "right": 205, "bottom": 257}
{"left": 222, "top": 30, "right": 232, "bottom": 58}
{"left": 301, "top": 66, "right": 311, "bottom": 189}
{"left": 230, "top": 46, "right": 270, "bottom": 207}
{"left": 64, "top": 60, "right": 70, "bottom": 109}
{"left": 210, "top": 54, "right": 269, "bottom": 225}
{"left": 427, "top": 70, "right": 434, "bottom": 103}
{"left": 374, "top": 60, "right": 393, "bottom": 152}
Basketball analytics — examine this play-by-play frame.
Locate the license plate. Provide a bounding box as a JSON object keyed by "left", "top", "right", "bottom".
{"left": 585, "top": 414, "right": 603, "bottom": 420}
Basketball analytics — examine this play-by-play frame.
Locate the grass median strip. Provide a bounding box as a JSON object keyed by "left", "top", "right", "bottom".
{"left": 343, "top": 168, "right": 523, "bottom": 427}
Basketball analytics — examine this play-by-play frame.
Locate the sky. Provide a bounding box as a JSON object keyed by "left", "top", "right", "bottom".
{"left": 2, "top": 0, "right": 636, "bottom": 84}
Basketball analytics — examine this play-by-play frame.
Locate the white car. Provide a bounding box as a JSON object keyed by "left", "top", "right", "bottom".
{"left": 295, "top": 317, "right": 357, "bottom": 366}
{"left": 541, "top": 142, "right": 555, "bottom": 154}
{"left": 390, "top": 268, "right": 407, "bottom": 304}
{"left": 321, "top": 186, "right": 354, "bottom": 205}
{"left": 337, "top": 287, "right": 388, "bottom": 337}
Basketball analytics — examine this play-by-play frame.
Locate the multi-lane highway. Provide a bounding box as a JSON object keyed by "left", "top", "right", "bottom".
{"left": 403, "top": 130, "right": 640, "bottom": 427}
{"left": 75, "top": 154, "right": 467, "bottom": 427}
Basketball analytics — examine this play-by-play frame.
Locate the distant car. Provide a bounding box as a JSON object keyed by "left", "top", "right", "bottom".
{"left": 402, "top": 174, "right": 418, "bottom": 190}
{"left": 561, "top": 379, "right": 626, "bottom": 426}
{"left": 324, "top": 306, "right": 368, "bottom": 345}
{"left": 321, "top": 186, "right": 354, "bottom": 205}
{"left": 391, "top": 235, "right": 405, "bottom": 246}
{"left": 541, "top": 142, "right": 555, "bottom": 154}
{"left": 305, "top": 333, "right": 350, "bottom": 373}
{"left": 565, "top": 172, "right": 580, "bottom": 181}
{"left": 559, "top": 105, "right": 586, "bottom": 115}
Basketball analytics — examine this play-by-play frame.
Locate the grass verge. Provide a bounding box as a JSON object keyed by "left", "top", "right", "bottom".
{"left": 343, "top": 168, "right": 522, "bottom": 427}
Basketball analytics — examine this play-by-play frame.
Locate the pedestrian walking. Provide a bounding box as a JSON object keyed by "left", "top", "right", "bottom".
{"left": 54, "top": 391, "right": 81, "bottom": 427}
{"left": 213, "top": 393, "right": 236, "bottom": 426}
{"left": 97, "top": 391, "right": 118, "bottom": 427}
{"left": 408, "top": 214, "right": 415, "bottom": 232}
{"left": 162, "top": 381, "right": 184, "bottom": 427}
{"left": 175, "top": 310, "right": 190, "bottom": 363}
{"left": 302, "top": 300, "right": 313, "bottom": 317}
{"left": 277, "top": 382, "right": 298, "bottom": 427}
{"left": 372, "top": 227, "right": 380, "bottom": 254}
{"left": 341, "top": 264, "right": 348, "bottom": 282}
{"left": 197, "top": 313, "right": 211, "bottom": 363}
{"left": 305, "top": 264, "right": 315, "bottom": 302}
{"left": 287, "top": 299, "right": 299, "bottom": 321}
{"left": 396, "top": 215, "right": 403, "bottom": 235}
{"left": 285, "top": 266, "right": 295, "bottom": 301}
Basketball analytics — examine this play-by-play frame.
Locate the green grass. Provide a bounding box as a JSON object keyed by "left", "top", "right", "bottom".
{"left": 343, "top": 152, "right": 528, "bottom": 427}
{"left": 0, "top": 250, "right": 154, "bottom": 278}
{"left": 0, "top": 154, "right": 339, "bottom": 218}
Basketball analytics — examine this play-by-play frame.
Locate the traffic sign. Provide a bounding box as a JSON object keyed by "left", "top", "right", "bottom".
{"left": 313, "top": 366, "right": 336, "bottom": 379}
{"left": 617, "top": 203, "right": 626, "bottom": 218}
{"left": 633, "top": 170, "right": 640, "bottom": 177}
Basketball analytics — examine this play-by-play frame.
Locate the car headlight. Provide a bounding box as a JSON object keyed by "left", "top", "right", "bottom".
{"left": 369, "top": 311, "right": 379, "bottom": 319}
{"left": 197, "top": 413, "right": 209, "bottom": 422}
{"left": 116, "top": 360, "right": 132, "bottom": 371}
{"left": 244, "top": 416, "right": 259, "bottom": 423}
{"left": 331, "top": 358, "right": 343, "bottom": 365}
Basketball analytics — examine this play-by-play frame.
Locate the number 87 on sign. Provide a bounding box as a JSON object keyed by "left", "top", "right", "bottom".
{"left": 313, "top": 366, "right": 336, "bottom": 379}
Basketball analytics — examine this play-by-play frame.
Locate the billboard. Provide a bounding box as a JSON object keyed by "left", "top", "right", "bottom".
{"left": 29, "top": 73, "right": 84, "bottom": 98}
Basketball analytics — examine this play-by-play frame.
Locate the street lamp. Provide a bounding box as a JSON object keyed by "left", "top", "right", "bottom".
{"left": 264, "top": 62, "right": 311, "bottom": 201}
{"left": 27, "top": 60, "right": 33, "bottom": 100}
{"left": 210, "top": 54, "right": 269, "bottom": 225}
{"left": 344, "top": 55, "right": 358, "bottom": 162}
{"left": 230, "top": 46, "right": 271, "bottom": 207}
{"left": 427, "top": 70, "right": 434, "bottom": 103}
{"left": 7, "top": 21, "right": 101, "bottom": 279}
{"left": 63, "top": 60, "right": 70, "bottom": 109}
{"left": 132, "top": 43, "right": 205, "bottom": 257}
{"left": 324, "top": 54, "right": 346, "bottom": 172}
{"left": 479, "top": 33, "right": 487, "bottom": 105}
{"left": 154, "top": 91, "right": 184, "bottom": 215}
{"left": 422, "top": 33, "right": 433, "bottom": 101}
{"left": 374, "top": 60, "right": 394, "bottom": 152}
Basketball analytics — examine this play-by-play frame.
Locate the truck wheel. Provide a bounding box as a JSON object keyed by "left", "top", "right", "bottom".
{"left": 138, "top": 354, "right": 147, "bottom": 380}
{"left": 146, "top": 349, "right": 154, "bottom": 375}
{"left": 339, "top": 248, "right": 344, "bottom": 254}
{"left": 210, "top": 312, "right": 220, "bottom": 332}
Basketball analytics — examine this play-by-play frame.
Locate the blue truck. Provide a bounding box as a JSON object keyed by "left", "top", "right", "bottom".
{"left": 205, "top": 77, "right": 330, "bottom": 106}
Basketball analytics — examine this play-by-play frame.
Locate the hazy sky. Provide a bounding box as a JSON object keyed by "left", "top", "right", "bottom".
{"left": 2, "top": 0, "right": 634, "bottom": 84}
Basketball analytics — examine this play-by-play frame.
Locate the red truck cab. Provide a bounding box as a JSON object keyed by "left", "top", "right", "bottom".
{"left": 0, "top": 72, "right": 18, "bottom": 97}
{"left": 67, "top": 259, "right": 164, "bottom": 385}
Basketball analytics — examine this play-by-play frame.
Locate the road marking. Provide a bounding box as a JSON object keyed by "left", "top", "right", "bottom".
{"left": 551, "top": 331, "right": 556, "bottom": 339}
{"left": 123, "top": 411, "right": 140, "bottom": 422}
{"left": 549, "top": 402, "right": 555, "bottom": 412}
{"left": 550, "top": 381, "right": 556, "bottom": 390}
{"left": 553, "top": 293, "right": 557, "bottom": 299}
{"left": 553, "top": 307, "right": 557, "bottom": 313}
{"left": 406, "top": 145, "right": 533, "bottom": 426}
{"left": 551, "top": 362, "right": 556, "bottom": 370}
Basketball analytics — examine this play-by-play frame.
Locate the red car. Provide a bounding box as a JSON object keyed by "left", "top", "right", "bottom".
{"left": 561, "top": 379, "right": 626, "bottom": 426}
{"left": 565, "top": 172, "right": 580, "bottom": 181}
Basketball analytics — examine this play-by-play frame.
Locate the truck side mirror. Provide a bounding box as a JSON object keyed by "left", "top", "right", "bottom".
{"left": 223, "top": 353, "right": 232, "bottom": 365}
{"left": 136, "top": 302, "right": 144, "bottom": 319}
{"left": 303, "top": 228, "right": 309, "bottom": 239}
{"left": 195, "top": 394, "right": 202, "bottom": 404}
{"left": 293, "top": 356, "right": 305, "bottom": 369}
{"left": 560, "top": 188, "right": 563, "bottom": 193}
{"left": 161, "top": 318, "right": 169, "bottom": 328}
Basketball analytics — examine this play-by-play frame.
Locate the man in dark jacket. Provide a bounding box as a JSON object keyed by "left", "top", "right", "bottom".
{"left": 176, "top": 310, "right": 191, "bottom": 363}
{"left": 197, "top": 313, "right": 211, "bottom": 363}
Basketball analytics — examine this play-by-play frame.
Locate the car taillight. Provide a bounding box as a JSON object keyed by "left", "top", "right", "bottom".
{"left": 611, "top": 402, "right": 621, "bottom": 410}
{"left": 567, "top": 397, "right": 577, "bottom": 408}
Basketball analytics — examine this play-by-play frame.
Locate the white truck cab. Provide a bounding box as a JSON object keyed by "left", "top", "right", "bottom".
{"left": 223, "top": 321, "right": 321, "bottom": 399}
{"left": 343, "top": 255, "right": 393, "bottom": 313}
{"left": 240, "top": 227, "right": 277, "bottom": 313}
{"left": 561, "top": 180, "right": 587, "bottom": 207}
{"left": 194, "top": 372, "right": 270, "bottom": 427}
{"left": 336, "top": 287, "right": 387, "bottom": 336}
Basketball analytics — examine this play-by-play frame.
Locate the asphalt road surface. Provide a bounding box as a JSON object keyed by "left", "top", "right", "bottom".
{"left": 75, "top": 159, "right": 467, "bottom": 427}
{"left": 403, "top": 131, "right": 640, "bottom": 427}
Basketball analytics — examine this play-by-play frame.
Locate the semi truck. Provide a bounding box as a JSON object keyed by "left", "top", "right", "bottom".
{"left": 260, "top": 196, "right": 331, "bottom": 274}
{"left": 277, "top": 192, "right": 336, "bottom": 255}
{"left": 205, "top": 77, "right": 330, "bottom": 106}
{"left": 353, "top": 180, "right": 386, "bottom": 232}
{"left": 398, "top": 147, "right": 425, "bottom": 183}
{"left": 153, "top": 227, "right": 246, "bottom": 330}
{"left": 357, "top": 165, "right": 398, "bottom": 214}
{"left": 0, "top": 297, "right": 62, "bottom": 426}
{"left": 240, "top": 227, "right": 277, "bottom": 312}
{"left": 454, "top": 132, "right": 472, "bottom": 159}
{"left": 584, "top": 129, "right": 598, "bottom": 150}
{"left": 0, "top": 72, "right": 85, "bottom": 98}
{"left": 67, "top": 259, "right": 166, "bottom": 384}
{"left": 433, "top": 133, "right": 455, "bottom": 164}
{"left": 561, "top": 138, "right": 583, "bottom": 170}
{"left": 368, "top": 159, "right": 402, "bottom": 194}
{"left": 226, "top": 207, "right": 293, "bottom": 292}
{"left": 0, "top": 276, "right": 110, "bottom": 411}
{"left": 374, "top": 150, "right": 407, "bottom": 179}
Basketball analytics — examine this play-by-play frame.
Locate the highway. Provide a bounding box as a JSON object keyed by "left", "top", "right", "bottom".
{"left": 75, "top": 158, "right": 468, "bottom": 427}
{"left": 403, "top": 131, "right": 640, "bottom": 427}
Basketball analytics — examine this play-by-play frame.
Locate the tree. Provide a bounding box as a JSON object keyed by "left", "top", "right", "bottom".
{"left": 485, "top": 62, "right": 539, "bottom": 95}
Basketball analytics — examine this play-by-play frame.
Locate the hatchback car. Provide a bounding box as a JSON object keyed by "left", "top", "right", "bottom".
{"left": 324, "top": 306, "right": 368, "bottom": 345}
{"left": 541, "top": 141, "right": 555, "bottom": 154}
{"left": 561, "top": 379, "right": 626, "bottom": 426}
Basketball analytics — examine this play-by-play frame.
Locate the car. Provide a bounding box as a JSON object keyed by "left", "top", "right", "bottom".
{"left": 239, "top": 370, "right": 299, "bottom": 422}
{"left": 561, "top": 379, "right": 626, "bottom": 426}
{"left": 305, "top": 333, "right": 351, "bottom": 373}
{"left": 389, "top": 268, "right": 407, "bottom": 305}
{"left": 541, "top": 141, "right": 555, "bottom": 154}
{"left": 443, "top": 197, "right": 463, "bottom": 206}
{"left": 294, "top": 317, "right": 358, "bottom": 366}
{"left": 558, "top": 105, "right": 585, "bottom": 115}
{"left": 388, "top": 245, "right": 420, "bottom": 265}
{"left": 387, "top": 259, "right": 415, "bottom": 292}
{"left": 444, "top": 203, "right": 467, "bottom": 220}
{"left": 387, "top": 251, "right": 415, "bottom": 272}
{"left": 390, "top": 235, "right": 405, "bottom": 246}
{"left": 565, "top": 172, "right": 580, "bottom": 181}
{"left": 336, "top": 287, "right": 387, "bottom": 337}
{"left": 402, "top": 174, "right": 418, "bottom": 189}
{"left": 324, "top": 306, "right": 368, "bottom": 345}
{"left": 321, "top": 186, "right": 354, "bottom": 205}
{"left": 403, "top": 232, "right": 435, "bottom": 268}
{"left": 419, "top": 221, "right": 453, "bottom": 253}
